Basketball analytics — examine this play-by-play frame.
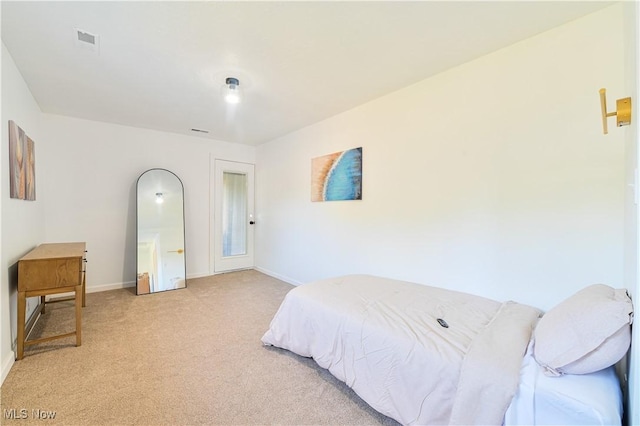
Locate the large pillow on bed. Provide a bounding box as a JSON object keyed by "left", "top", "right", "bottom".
{"left": 533, "top": 284, "right": 633, "bottom": 376}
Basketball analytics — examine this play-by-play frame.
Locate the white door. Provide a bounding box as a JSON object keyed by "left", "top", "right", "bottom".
{"left": 212, "top": 159, "right": 255, "bottom": 273}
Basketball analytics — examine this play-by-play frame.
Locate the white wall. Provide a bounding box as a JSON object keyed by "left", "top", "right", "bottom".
{"left": 2, "top": 49, "right": 255, "bottom": 382}
{"left": 41, "top": 114, "right": 255, "bottom": 290}
{"left": 255, "top": 5, "right": 626, "bottom": 312}
{"left": 1, "top": 43, "right": 47, "bottom": 382}
{"left": 623, "top": 1, "right": 639, "bottom": 424}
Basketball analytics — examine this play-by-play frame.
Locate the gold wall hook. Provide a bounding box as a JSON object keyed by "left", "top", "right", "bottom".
{"left": 599, "top": 88, "right": 632, "bottom": 135}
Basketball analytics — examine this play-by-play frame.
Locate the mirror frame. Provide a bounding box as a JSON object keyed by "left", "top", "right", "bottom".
{"left": 136, "top": 168, "right": 187, "bottom": 295}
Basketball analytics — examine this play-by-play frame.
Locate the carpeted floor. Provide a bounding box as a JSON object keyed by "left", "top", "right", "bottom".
{"left": 1, "top": 270, "right": 398, "bottom": 425}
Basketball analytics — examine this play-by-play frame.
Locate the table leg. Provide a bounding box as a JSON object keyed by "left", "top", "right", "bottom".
{"left": 41, "top": 295, "right": 46, "bottom": 314}
{"left": 75, "top": 285, "right": 82, "bottom": 346}
{"left": 17, "top": 291, "right": 26, "bottom": 360}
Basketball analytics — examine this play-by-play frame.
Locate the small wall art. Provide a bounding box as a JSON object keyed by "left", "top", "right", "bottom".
{"left": 311, "top": 147, "right": 362, "bottom": 202}
{"left": 8, "top": 120, "right": 36, "bottom": 200}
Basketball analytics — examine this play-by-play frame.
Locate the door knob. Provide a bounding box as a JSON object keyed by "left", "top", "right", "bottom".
{"left": 249, "top": 221, "right": 255, "bottom": 225}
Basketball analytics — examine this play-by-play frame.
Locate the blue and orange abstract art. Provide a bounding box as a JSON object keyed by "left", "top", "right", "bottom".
{"left": 311, "top": 147, "right": 362, "bottom": 202}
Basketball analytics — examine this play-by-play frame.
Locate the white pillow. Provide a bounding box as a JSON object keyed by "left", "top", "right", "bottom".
{"left": 533, "top": 284, "right": 633, "bottom": 376}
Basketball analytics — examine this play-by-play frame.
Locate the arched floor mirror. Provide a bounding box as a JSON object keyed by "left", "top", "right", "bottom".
{"left": 136, "top": 168, "right": 186, "bottom": 295}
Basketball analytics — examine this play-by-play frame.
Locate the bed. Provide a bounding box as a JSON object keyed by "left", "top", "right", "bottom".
{"left": 262, "top": 274, "right": 633, "bottom": 425}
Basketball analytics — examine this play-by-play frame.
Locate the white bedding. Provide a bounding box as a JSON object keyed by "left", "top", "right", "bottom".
{"left": 505, "top": 341, "right": 622, "bottom": 425}
{"left": 262, "top": 274, "right": 541, "bottom": 425}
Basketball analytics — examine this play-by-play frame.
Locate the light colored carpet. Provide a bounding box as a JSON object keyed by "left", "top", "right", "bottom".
{"left": 1, "top": 270, "right": 398, "bottom": 425}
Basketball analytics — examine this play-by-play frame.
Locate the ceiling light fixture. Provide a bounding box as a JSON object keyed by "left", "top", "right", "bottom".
{"left": 222, "top": 77, "right": 242, "bottom": 104}
{"left": 155, "top": 192, "right": 164, "bottom": 204}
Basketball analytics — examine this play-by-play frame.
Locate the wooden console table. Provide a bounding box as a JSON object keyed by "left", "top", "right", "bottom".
{"left": 17, "top": 242, "right": 86, "bottom": 360}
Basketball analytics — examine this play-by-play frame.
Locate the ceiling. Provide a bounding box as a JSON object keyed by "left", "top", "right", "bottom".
{"left": 1, "top": 1, "right": 613, "bottom": 146}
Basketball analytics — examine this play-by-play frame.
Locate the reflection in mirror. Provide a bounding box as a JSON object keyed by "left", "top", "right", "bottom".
{"left": 136, "top": 169, "right": 186, "bottom": 295}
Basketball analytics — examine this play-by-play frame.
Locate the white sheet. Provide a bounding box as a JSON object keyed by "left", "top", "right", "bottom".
{"left": 505, "top": 341, "right": 622, "bottom": 425}
{"left": 262, "top": 274, "right": 540, "bottom": 425}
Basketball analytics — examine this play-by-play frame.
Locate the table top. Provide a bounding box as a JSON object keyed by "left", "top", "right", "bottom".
{"left": 19, "top": 242, "right": 86, "bottom": 261}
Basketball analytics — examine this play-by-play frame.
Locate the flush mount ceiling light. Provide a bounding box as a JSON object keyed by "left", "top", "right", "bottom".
{"left": 222, "top": 77, "right": 242, "bottom": 104}
{"left": 155, "top": 192, "right": 164, "bottom": 204}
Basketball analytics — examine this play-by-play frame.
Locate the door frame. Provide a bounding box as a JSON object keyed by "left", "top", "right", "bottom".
{"left": 209, "top": 157, "right": 255, "bottom": 274}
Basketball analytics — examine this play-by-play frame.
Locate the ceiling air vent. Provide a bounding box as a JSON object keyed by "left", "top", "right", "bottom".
{"left": 77, "top": 30, "right": 95, "bottom": 45}
{"left": 191, "top": 128, "right": 210, "bottom": 134}
{"left": 74, "top": 28, "right": 99, "bottom": 54}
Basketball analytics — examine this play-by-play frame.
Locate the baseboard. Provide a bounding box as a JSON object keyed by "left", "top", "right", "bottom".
{"left": 85, "top": 275, "right": 211, "bottom": 294}
{"left": 87, "top": 280, "right": 136, "bottom": 293}
{"left": 1, "top": 349, "right": 15, "bottom": 385}
{"left": 9, "top": 299, "right": 45, "bottom": 362}
{"left": 187, "top": 272, "right": 210, "bottom": 280}
{"left": 254, "top": 267, "right": 302, "bottom": 286}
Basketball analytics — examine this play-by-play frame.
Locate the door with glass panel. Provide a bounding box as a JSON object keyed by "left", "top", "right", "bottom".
{"left": 213, "top": 160, "right": 255, "bottom": 273}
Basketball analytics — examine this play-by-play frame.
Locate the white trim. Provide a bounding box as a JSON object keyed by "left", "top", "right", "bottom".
{"left": 186, "top": 272, "right": 210, "bottom": 280}
{"left": 630, "top": 2, "right": 640, "bottom": 423}
{"left": 85, "top": 273, "right": 209, "bottom": 294}
{"left": 254, "top": 266, "right": 302, "bottom": 286}
{"left": 88, "top": 281, "right": 135, "bottom": 293}
{"left": 1, "top": 352, "right": 15, "bottom": 385}
{"left": 209, "top": 154, "right": 215, "bottom": 275}
{"left": 48, "top": 281, "right": 136, "bottom": 300}
{"left": 212, "top": 159, "right": 256, "bottom": 273}
{"left": 87, "top": 274, "right": 211, "bottom": 293}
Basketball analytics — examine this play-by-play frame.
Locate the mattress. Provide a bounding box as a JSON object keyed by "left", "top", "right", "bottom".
{"left": 505, "top": 341, "right": 622, "bottom": 425}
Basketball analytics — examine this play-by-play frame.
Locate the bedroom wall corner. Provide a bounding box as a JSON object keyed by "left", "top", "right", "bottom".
{"left": 623, "top": 1, "right": 640, "bottom": 424}
{"left": 0, "top": 43, "right": 46, "bottom": 385}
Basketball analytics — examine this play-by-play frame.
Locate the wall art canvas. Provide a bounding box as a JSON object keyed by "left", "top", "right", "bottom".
{"left": 311, "top": 147, "right": 362, "bottom": 202}
{"left": 8, "top": 120, "right": 36, "bottom": 200}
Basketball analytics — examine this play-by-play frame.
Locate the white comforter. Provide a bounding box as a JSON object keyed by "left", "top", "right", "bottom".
{"left": 262, "top": 275, "right": 541, "bottom": 425}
